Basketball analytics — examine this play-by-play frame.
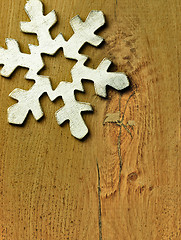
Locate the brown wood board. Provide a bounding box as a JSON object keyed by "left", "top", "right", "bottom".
{"left": 0, "top": 0, "right": 181, "bottom": 239}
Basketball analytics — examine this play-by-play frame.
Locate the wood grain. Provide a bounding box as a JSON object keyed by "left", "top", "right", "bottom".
{"left": 0, "top": 0, "right": 181, "bottom": 239}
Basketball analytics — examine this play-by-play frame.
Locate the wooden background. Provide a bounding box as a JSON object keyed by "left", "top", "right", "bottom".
{"left": 0, "top": 0, "right": 181, "bottom": 239}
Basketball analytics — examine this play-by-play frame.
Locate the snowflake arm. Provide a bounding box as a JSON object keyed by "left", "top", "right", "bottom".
{"left": 0, "top": 39, "right": 44, "bottom": 78}
{"left": 63, "top": 11, "right": 105, "bottom": 60}
{"left": 8, "top": 76, "right": 53, "bottom": 124}
{"left": 71, "top": 58, "right": 129, "bottom": 98}
{"left": 54, "top": 82, "right": 93, "bottom": 139}
{"left": 20, "top": 0, "right": 65, "bottom": 55}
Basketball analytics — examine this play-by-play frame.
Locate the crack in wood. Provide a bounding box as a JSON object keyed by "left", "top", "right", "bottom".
{"left": 118, "top": 126, "right": 122, "bottom": 192}
{"left": 96, "top": 160, "right": 102, "bottom": 240}
{"left": 104, "top": 92, "right": 135, "bottom": 192}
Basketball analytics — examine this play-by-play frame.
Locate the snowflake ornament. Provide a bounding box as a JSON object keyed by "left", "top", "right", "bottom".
{"left": 0, "top": 0, "right": 129, "bottom": 139}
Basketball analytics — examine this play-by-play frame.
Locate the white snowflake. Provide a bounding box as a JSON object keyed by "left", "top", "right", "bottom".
{"left": 0, "top": 0, "right": 129, "bottom": 139}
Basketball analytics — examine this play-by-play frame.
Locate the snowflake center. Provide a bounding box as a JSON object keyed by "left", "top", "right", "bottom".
{"left": 40, "top": 49, "right": 75, "bottom": 89}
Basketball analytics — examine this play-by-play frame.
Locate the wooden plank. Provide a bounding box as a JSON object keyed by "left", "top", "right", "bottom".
{"left": 0, "top": 0, "right": 181, "bottom": 239}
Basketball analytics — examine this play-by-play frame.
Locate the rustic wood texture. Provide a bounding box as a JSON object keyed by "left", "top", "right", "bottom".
{"left": 0, "top": 0, "right": 181, "bottom": 239}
